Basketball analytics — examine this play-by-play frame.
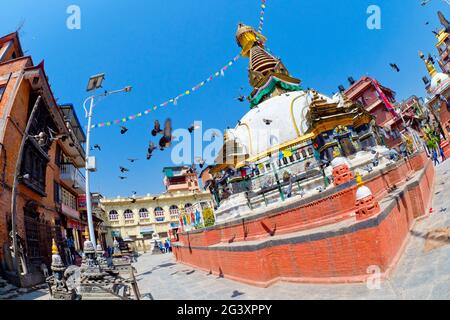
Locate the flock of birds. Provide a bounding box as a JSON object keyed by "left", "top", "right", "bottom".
{"left": 88, "top": 2, "right": 450, "bottom": 199}
{"left": 90, "top": 118, "right": 204, "bottom": 185}
{"left": 387, "top": 6, "right": 449, "bottom": 75}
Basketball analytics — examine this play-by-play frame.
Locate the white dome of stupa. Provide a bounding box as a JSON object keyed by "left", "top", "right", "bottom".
{"left": 355, "top": 186, "right": 373, "bottom": 201}
{"left": 227, "top": 91, "right": 337, "bottom": 158}
{"left": 430, "top": 72, "right": 450, "bottom": 93}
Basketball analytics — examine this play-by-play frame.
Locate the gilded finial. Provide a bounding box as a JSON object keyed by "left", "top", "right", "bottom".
{"left": 52, "top": 239, "right": 58, "bottom": 255}
{"left": 419, "top": 51, "right": 437, "bottom": 78}
{"left": 355, "top": 172, "right": 364, "bottom": 187}
{"left": 84, "top": 227, "right": 90, "bottom": 241}
{"left": 236, "top": 23, "right": 266, "bottom": 57}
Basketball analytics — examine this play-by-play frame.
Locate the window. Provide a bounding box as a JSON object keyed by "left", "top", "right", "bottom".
{"left": 139, "top": 208, "right": 149, "bottom": 219}
{"left": 54, "top": 182, "right": 61, "bottom": 204}
{"left": 170, "top": 205, "right": 179, "bottom": 218}
{"left": 0, "top": 86, "right": 5, "bottom": 102}
{"left": 55, "top": 144, "right": 62, "bottom": 166}
{"left": 185, "top": 203, "right": 194, "bottom": 214}
{"left": 21, "top": 143, "right": 49, "bottom": 196}
{"left": 109, "top": 210, "right": 119, "bottom": 220}
{"left": 154, "top": 207, "right": 165, "bottom": 222}
{"left": 124, "top": 209, "right": 134, "bottom": 220}
{"left": 307, "top": 148, "right": 314, "bottom": 156}
{"left": 301, "top": 149, "right": 307, "bottom": 158}
{"left": 61, "top": 187, "right": 76, "bottom": 209}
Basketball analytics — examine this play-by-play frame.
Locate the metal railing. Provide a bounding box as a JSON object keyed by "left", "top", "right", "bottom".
{"left": 60, "top": 163, "right": 86, "bottom": 191}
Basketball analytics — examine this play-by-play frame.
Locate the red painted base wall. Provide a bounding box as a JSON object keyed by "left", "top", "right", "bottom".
{"left": 173, "top": 153, "right": 435, "bottom": 287}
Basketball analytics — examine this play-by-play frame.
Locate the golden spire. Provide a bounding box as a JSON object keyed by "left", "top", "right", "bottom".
{"left": 52, "top": 239, "right": 58, "bottom": 255}
{"left": 419, "top": 51, "right": 437, "bottom": 78}
{"left": 355, "top": 172, "right": 364, "bottom": 188}
{"left": 236, "top": 23, "right": 266, "bottom": 57}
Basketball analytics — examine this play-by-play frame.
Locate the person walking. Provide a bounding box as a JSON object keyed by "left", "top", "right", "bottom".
{"left": 67, "top": 237, "right": 76, "bottom": 264}
{"left": 167, "top": 238, "right": 172, "bottom": 253}
{"left": 164, "top": 240, "right": 170, "bottom": 254}
{"left": 440, "top": 146, "right": 446, "bottom": 162}
{"left": 432, "top": 148, "right": 440, "bottom": 166}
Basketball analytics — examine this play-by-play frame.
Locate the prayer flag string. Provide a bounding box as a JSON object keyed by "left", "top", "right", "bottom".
{"left": 90, "top": 54, "right": 241, "bottom": 129}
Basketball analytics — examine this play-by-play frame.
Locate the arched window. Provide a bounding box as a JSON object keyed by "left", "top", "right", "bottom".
{"left": 109, "top": 210, "right": 119, "bottom": 220}
{"left": 154, "top": 207, "right": 165, "bottom": 222}
{"left": 169, "top": 205, "right": 179, "bottom": 218}
{"left": 185, "top": 203, "right": 194, "bottom": 214}
{"left": 139, "top": 208, "right": 149, "bottom": 219}
{"left": 124, "top": 209, "right": 134, "bottom": 220}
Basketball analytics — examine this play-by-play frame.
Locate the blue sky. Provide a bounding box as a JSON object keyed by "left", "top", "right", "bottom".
{"left": 1, "top": 0, "right": 448, "bottom": 197}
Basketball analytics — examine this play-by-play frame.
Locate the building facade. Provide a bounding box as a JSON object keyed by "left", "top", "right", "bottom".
{"left": 0, "top": 33, "right": 88, "bottom": 286}
{"left": 420, "top": 12, "right": 450, "bottom": 148}
{"left": 344, "top": 76, "right": 405, "bottom": 150}
{"left": 101, "top": 166, "right": 214, "bottom": 251}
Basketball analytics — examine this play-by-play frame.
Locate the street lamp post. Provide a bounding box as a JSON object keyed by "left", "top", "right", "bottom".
{"left": 83, "top": 74, "right": 131, "bottom": 245}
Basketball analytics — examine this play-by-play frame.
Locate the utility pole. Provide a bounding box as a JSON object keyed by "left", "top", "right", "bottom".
{"left": 83, "top": 74, "right": 132, "bottom": 246}
{"left": 10, "top": 95, "right": 42, "bottom": 277}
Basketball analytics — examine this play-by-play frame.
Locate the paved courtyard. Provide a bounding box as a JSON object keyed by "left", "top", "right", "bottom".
{"left": 15, "top": 160, "right": 450, "bottom": 300}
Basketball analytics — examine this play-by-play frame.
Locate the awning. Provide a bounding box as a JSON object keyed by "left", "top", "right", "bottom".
{"left": 140, "top": 226, "right": 154, "bottom": 235}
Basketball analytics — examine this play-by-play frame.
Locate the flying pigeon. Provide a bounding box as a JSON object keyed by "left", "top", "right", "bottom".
{"left": 120, "top": 126, "right": 128, "bottom": 135}
{"left": 427, "top": 54, "right": 435, "bottom": 64}
{"left": 389, "top": 63, "right": 400, "bottom": 72}
{"left": 263, "top": 119, "right": 273, "bottom": 125}
{"left": 128, "top": 158, "right": 139, "bottom": 163}
{"left": 151, "top": 120, "right": 163, "bottom": 136}
{"left": 195, "top": 157, "right": 206, "bottom": 169}
{"left": 93, "top": 144, "right": 101, "bottom": 151}
{"left": 147, "top": 142, "right": 157, "bottom": 160}
{"left": 188, "top": 123, "right": 200, "bottom": 133}
{"left": 119, "top": 176, "right": 127, "bottom": 180}
{"left": 159, "top": 119, "right": 173, "bottom": 150}
{"left": 120, "top": 166, "right": 129, "bottom": 173}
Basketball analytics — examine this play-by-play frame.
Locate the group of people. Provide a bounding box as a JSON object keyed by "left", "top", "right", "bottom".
{"left": 431, "top": 146, "right": 446, "bottom": 166}
{"left": 158, "top": 239, "right": 172, "bottom": 253}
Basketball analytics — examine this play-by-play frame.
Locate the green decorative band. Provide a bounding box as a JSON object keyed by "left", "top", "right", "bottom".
{"left": 250, "top": 77, "right": 302, "bottom": 107}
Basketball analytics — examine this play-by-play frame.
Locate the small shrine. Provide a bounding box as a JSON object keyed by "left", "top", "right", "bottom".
{"left": 46, "top": 229, "right": 141, "bottom": 300}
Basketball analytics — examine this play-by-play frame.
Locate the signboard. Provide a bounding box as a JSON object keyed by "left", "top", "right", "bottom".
{"left": 77, "top": 194, "right": 87, "bottom": 210}
{"left": 67, "top": 219, "right": 84, "bottom": 231}
{"left": 61, "top": 203, "right": 80, "bottom": 220}
{"left": 111, "top": 230, "right": 121, "bottom": 237}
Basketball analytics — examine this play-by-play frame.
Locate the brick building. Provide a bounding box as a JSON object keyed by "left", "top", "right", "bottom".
{"left": 0, "top": 32, "right": 87, "bottom": 287}
{"left": 436, "top": 12, "right": 449, "bottom": 74}
{"left": 344, "top": 76, "right": 405, "bottom": 150}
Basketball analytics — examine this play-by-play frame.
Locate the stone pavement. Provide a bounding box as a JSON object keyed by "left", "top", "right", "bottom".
{"left": 13, "top": 159, "right": 450, "bottom": 300}
{"left": 131, "top": 159, "right": 450, "bottom": 300}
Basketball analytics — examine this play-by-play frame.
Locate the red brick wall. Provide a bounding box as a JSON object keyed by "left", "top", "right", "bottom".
{"left": 0, "top": 59, "right": 61, "bottom": 263}
{"left": 174, "top": 156, "right": 434, "bottom": 287}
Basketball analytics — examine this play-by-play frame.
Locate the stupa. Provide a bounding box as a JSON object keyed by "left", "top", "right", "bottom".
{"left": 173, "top": 23, "right": 435, "bottom": 288}
{"left": 211, "top": 23, "right": 384, "bottom": 222}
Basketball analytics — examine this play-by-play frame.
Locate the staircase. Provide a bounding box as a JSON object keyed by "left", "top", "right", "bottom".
{"left": 0, "top": 276, "right": 20, "bottom": 300}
